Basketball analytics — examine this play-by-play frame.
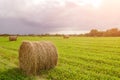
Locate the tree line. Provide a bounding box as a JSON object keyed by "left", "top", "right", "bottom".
{"left": 0, "top": 28, "right": 120, "bottom": 37}
{"left": 84, "top": 28, "right": 120, "bottom": 37}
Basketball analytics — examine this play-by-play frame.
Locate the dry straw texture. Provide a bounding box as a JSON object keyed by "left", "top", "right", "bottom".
{"left": 9, "top": 36, "right": 17, "bottom": 41}
{"left": 19, "top": 41, "right": 58, "bottom": 75}
{"left": 63, "top": 35, "right": 69, "bottom": 39}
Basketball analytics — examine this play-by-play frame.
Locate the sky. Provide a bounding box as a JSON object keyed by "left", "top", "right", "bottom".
{"left": 0, "top": 0, "right": 120, "bottom": 34}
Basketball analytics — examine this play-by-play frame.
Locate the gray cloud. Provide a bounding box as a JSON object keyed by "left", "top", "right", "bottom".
{"left": 0, "top": 0, "right": 120, "bottom": 34}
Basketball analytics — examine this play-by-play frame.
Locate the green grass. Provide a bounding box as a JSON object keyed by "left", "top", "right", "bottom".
{"left": 0, "top": 36, "right": 120, "bottom": 80}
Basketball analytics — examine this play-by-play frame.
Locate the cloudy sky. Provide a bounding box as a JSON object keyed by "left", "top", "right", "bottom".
{"left": 0, "top": 0, "right": 120, "bottom": 34}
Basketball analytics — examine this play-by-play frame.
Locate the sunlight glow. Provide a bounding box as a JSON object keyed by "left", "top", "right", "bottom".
{"left": 31, "top": 0, "right": 44, "bottom": 5}
{"left": 77, "top": 0, "right": 102, "bottom": 8}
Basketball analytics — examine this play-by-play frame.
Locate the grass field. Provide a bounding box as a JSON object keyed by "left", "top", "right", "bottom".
{"left": 0, "top": 36, "right": 120, "bottom": 80}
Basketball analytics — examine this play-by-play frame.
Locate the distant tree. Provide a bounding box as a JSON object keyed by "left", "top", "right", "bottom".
{"left": 85, "top": 28, "right": 120, "bottom": 37}
{"left": 0, "top": 34, "right": 10, "bottom": 36}
{"left": 96, "top": 31, "right": 104, "bottom": 37}
{"left": 104, "top": 28, "right": 120, "bottom": 37}
{"left": 89, "top": 29, "right": 99, "bottom": 37}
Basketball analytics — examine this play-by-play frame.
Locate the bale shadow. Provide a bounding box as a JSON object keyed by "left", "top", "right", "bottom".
{"left": 0, "top": 68, "right": 35, "bottom": 80}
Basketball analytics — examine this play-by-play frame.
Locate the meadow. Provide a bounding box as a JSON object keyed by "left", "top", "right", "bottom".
{"left": 0, "top": 36, "right": 120, "bottom": 80}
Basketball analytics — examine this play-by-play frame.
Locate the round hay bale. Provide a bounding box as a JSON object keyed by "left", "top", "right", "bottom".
{"left": 19, "top": 41, "right": 58, "bottom": 75}
{"left": 63, "top": 35, "right": 69, "bottom": 39}
{"left": 9, "top": 36, "right": 17, "bottom": 41}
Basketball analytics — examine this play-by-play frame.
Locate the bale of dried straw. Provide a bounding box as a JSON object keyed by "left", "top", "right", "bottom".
{"left": 63, "top": 35, "right": 69, "bottom": 39}
{"left": 9, "top": 36, "right": 17, "bottom": 41}
{"left": 19, "top": 41, "right": 58, "bottom": 75}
